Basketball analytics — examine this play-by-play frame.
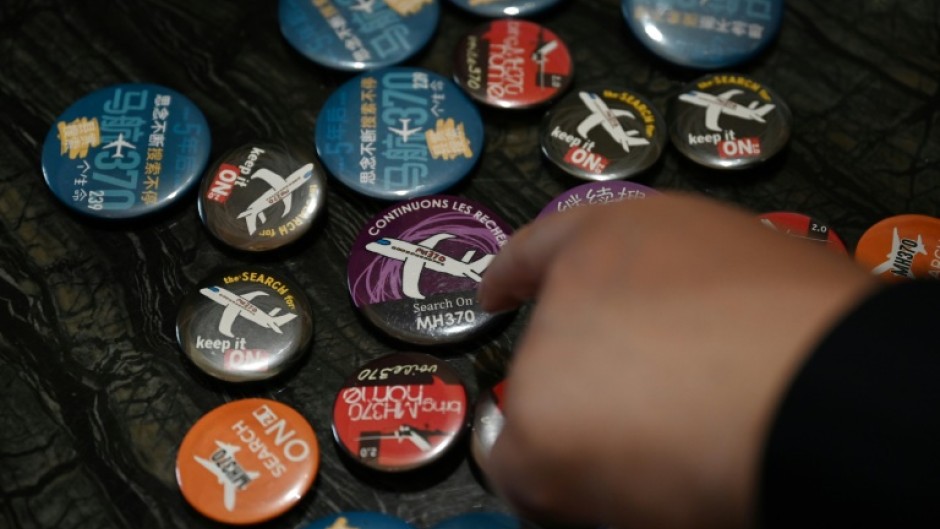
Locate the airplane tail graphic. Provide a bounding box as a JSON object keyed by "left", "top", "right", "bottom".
{"left": 463, "top": 254, "right": 495, "bottom": 282}
{"left": 748, "top": 101, "right": 775, "bottom": 117}
{"left": 267, "top": 310, "right": 297, "bottom": 333}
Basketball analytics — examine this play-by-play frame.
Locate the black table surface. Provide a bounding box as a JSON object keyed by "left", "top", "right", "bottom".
{"left": 2, "top": 1, "right": 938, "bottom": 528}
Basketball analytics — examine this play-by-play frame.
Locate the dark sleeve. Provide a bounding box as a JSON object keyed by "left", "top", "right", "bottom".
{"left": 760, "top": 281, "right": 940, "bottom": 528}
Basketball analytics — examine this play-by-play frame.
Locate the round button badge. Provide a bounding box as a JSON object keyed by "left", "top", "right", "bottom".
{"left": 541, "top": 88, "right": 667, "bottom": 180}
{"left": 176, "top": 268, "right": 313, "bottom": 382}
{"left": 855, "top": 214, "right": 940, "bottom": 282}
{"left": 316, "top": 68, "right": 484, "bottom": 200}
{"left": 198, "top": 142, "right": 326, "bottom": 252}
{"left": 670, "top": 73, "right": 791, "bottom": 169}
{"left": 470, "top": 380, "right": 506, "bottom": 469}
{"left": 332, "top": 352, "right": 468, "bottom": 472}
{"left": 279, "top": 0, "right": 440, "bottom": 71}
{"left": 176, "top": 399, "right": 320, "bottom": 525}
{"left": 447, "top": 0, "right": 564, "bottom": 17}
{"left": 758, "top": 212, "right": 848, "bottom": 255}
{"left": 538, "top": 181, "right": 659, "bottom": 218}
{"left": 347, "top": 195, "right": 512, "bottom": 345}
{"left": 453, "top": 19, "right": 573, "bottom": 109}
{"left": 41, "top": 83, "right": 211, "bottom": 219}
{"left": 303, "top": 512, "right": 418, "bottom": 529}
{"left": 621, "top": 0, "right": 784, "bottom": 69}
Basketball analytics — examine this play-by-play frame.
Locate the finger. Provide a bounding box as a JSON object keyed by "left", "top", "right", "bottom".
{"left": 478, "top": 207, "right": 595, "bottom": 313}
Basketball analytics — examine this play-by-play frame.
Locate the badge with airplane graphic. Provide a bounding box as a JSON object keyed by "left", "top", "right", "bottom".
{"left": 176, "top": 398, "right": 320, "bottom": 524}
{"left": 454, "top": 18, "right": 573, "bottom": 109}
{"left": 332, "top": 352, "right": 468, "bottom": 472}
{"left": 670, "top": 73, "right": 791, "bottom": 170}
{"left": 176, "top": 268, "right": 313, "bottom": 382}
{"left": 316, "top": 67, "right": 483, "bottom": 200}
{"left": 197, "top": 142, "right": 326, "bottom": 252}
{"left": 541, "top": 89, "right": 667, "bottom": 180}
{"left": 347, "top": 195, "right": 513, "bottom": 345}
{"left": 855, "top": 214, "right": 940, "bottom": 282}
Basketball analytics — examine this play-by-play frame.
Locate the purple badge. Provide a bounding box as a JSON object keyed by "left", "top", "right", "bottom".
{"left": 538, "top": 181, "right": 660, "bottom": 218}
{"left": 348, "top": 195, "right": 513, "bottom": 345}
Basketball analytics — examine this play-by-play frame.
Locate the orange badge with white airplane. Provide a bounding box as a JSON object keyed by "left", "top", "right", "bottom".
{"left": 855, "top": 214, "right": 940, "bottom": 282}
{"left": 176, "top": 399, "right": 319, "bottom": 524}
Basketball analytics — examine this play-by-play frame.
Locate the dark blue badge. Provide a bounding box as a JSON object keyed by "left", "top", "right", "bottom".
{"left": 621, "top": 0, "right": 784, "bottom": 69}
{"left": 279, "top": 0, "right": 440, "bottom": 71}
{"left": 41, "top": 83, "right": 210, "bottom": 219}
{"left": 447, "top": 0, "right": 563, "bottom": 17}
{"left": 302, "top": 512, "right": 417, "bottom": 529}
{"left": 316, "top": 68, "right": 483, "bottom": 200}
{"left": 430, "top": 513, "right": 523, "bottom": 529}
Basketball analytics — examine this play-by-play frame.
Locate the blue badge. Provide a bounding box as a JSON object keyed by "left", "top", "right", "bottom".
{"left": 621, "top": 0, "right": 784, "bottom": 69}
{"left": 447, "top": 0, "right": 563, "bottom": 17}
{"left": 430, "top": 513, "right": 523, "bottom": 529}
{"left": 279, "top": 0, "right": 440, "bottom": 71}
{"left": 302, "top": 512, "right": 417, "bottom": 529}
{"left": 41, "top": 83, "right": 211, "bottom": 219}
{"left": 316, "top": 67, "right": 484, "bottom": 200}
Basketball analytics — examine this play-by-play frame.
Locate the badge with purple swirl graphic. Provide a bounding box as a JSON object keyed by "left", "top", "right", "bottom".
{"left": 348, "top": 195, "right": 513, "bottom": 345}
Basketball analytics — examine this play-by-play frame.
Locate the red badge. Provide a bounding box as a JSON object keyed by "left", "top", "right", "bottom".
{"left": 454, "top": 19, "right": 573, "bottom": 109}
{"left": 758, "top": 212, "right": 848, "bottom": 254}
{"left": 176, "top": 399, "right": 319, "bottom": 524}
{"left": 332, "top": 352, "right": 468, "bottom": 472}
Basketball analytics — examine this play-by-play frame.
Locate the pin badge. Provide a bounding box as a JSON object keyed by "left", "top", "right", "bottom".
{"left": 347, "top": 195, "right": 513, "bottom": 345}
{"left": 670, "top": 73, "right": 791, "bottom": 169}
{"left": 539, "top": 181, "right": 660, "bottom": 218}
{"left": 332, "top": 352, "right": 468, "bottom": 472}
{"left": 41, "top": 83, "right": 211, "bottom": 219}
{"left": 176, "top": 399, "right": 320, "bottom": 524}
{"left": 316, "top": 68, "right": 483, "bottom": 200}
{"left": 176, "top": 268, "right": 313, "bottom": 382}
{"left": 279, "top": 0, "right": 440, "bottom": 71}
{"left": 198, "top": 142, "right": 326, "bottom": 252}
{"left": 453, "top": 19, "right": 573, "bottom": 109}
{"left": 758, "top": 212, "right": 848, "bottom": 255}
{"left": 855, "top": 214, "right": 940, "bottom": 282}
{"left": 541, "top": 88, "right": 667, "bottom": 180}
{"left": 621, "top": 0, "right": 784, "bottom": 69}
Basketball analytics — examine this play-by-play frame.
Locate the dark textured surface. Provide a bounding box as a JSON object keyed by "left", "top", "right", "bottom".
{"left": 0, "top": 1, "right": 938, "bottom": 528}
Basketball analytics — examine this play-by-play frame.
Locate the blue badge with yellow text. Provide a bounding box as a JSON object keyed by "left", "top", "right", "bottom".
{"left": 279, "top": 0, "right": 440, "bottom": 71}
{"left": 41, "top": 83, "right": 211, "bottom": 219}
{"left": 316, "top": 67, "right": 483, "bottom": 200}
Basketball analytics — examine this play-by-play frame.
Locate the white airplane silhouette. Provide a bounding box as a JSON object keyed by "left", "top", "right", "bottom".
{"left": 359, "top": 425, "right": 446, "bottom": 452}
{"left": 871, "top": 227, "right": 927, "bottom": 277}
{"left": 199, "top": 286, "right": 297, "bottom": 338}
{"left": 193, "top": 441, "right": 260, "bottom": 512}
{"left": 365, "top": 234, "right": 494, "bottom": 300}
{"left": 349, "top": 0, "right": 376, "bottom": 13}
{"left": 102, "top": 133, "right": 136, "bottom": 158}
{"left": 237, "top": 164, "right": 313, "bottom": 235}
{"left": 678, "top": 89, "right": 776, "bottom": 132}
{"left": 388, "top": 119, "right": 423, "bottom": 142}
{"left": 532, "top": 40, "right": 558, "bottom": 65}
{"left": 577, "top": 91, "right": 650, "bottom": 153}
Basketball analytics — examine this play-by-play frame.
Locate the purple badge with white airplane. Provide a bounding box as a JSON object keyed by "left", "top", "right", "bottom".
{"left": 669, "top": 73, "right": 791, "bottom": 170}
{"left": 348, "top": 195, "right": 513, "bottom": 345}
{"left": 198, "top": 142, "right": 326, "bottom": 252}
{"left": 176, "top": 268, "right": 313, "bottom": 382}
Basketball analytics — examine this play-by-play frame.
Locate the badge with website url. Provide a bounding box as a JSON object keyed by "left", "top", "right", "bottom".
{"left": 278, "top": 0, "right": 440, "bottom": 71}
{"left": 453, "top": 18, "right": 573, "bottom": 109}
{"left": 347, "top": 195, "right": 512, "bottom": 345}
{"left": 41, "top": 83, "right": 210, "bottom": 219}
{"left": 198, "top": 142, "right": 326, "bottom": 252}
{"left": 670, "top": 73, "right": 791, "bottom": 170}
{"left": 540, "top": 89, "right": 667, "bottom": 180}
{"left": 317, "top": 68, "right": 483, "bottom": 200}
{"left": 176, "top": 268, "right": 313, "bottom": 382}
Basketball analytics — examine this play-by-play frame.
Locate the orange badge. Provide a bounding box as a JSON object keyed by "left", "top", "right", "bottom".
{"left": 176, "top": 399, "right": 319, "bottom": 525}
{"left": 854, "top": 214, "right": 940, "bottom": 282}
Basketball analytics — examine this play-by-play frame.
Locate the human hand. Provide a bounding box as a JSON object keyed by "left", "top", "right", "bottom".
{"left": 477, "top": 193, "right": 876, "bottom": 529}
